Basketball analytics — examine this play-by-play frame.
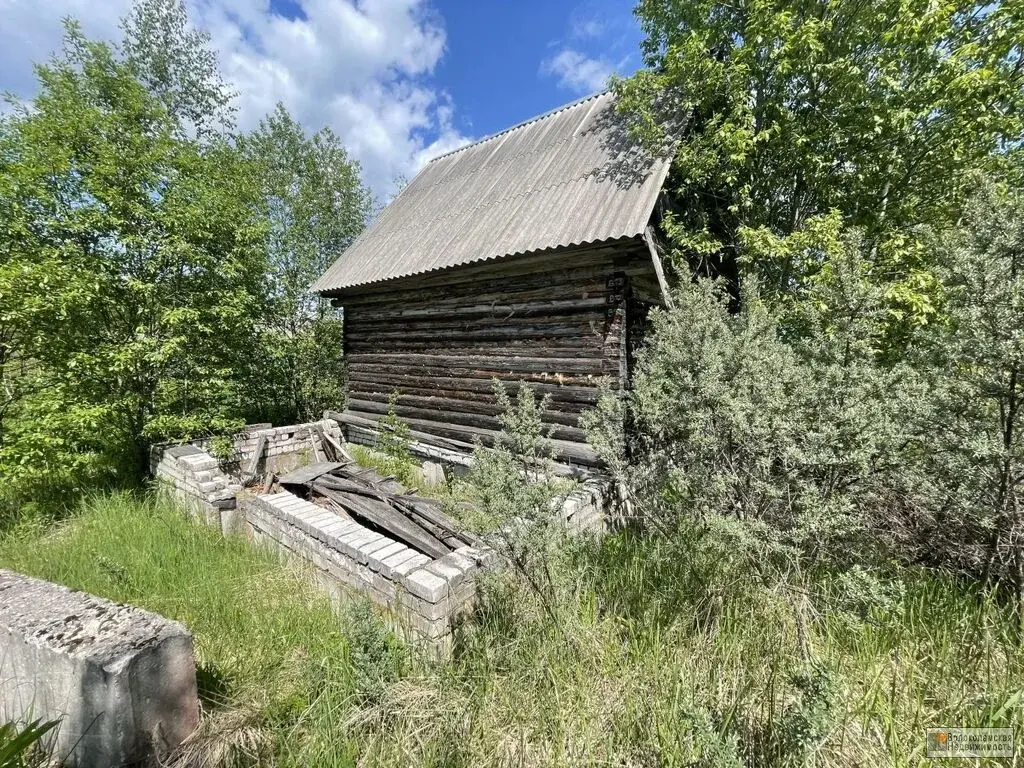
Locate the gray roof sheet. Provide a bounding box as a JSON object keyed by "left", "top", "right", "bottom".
{"left": 311, "top": 91, "right": 671, "bottom": 293}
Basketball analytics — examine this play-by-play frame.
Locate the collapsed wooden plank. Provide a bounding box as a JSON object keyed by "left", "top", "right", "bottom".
{"left": 394, "top": 495, "right": 483, "bottom": 548}
{"left": 278, "top": 462, "right": 347, "bottom": 489}
{"left": 241, "top": 435, "right": 268, "bottom": 485}
{"left": 313, "top": 423, "right": 355, "bottom": 464}
{"left": 313, "top": 482, "right": 450, "bottom": 559}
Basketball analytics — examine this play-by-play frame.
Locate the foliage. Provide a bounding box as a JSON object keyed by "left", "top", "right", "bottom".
{"left": 375, "top": 392, "right": 412, "bottom": 467}
{"left": 618, "top": 0, "right": 1024, "bottom": 329}
{"left": 240, "top": 105, "right": 372, "bottom": 424}
{"left": 600, "top": 257, "right": 925, "bottom": 570}
{"left": 470, "top": 382, "right": 574, "bottom": 625}
{"left": 352, "top": 520, "right": 1023, "bottom": 768}
{"left": 120, "top": 0, "right": 235, "bottom": 137}
{"left": 917, "top": 180, "right": 1024, "bottom": 601}
{"left": 590, "top": 176, "right": 1024, "bottom": 622}
{"left": 0, "top": 23, "right": 267, "bottom": 492}
{"left": 0, "top": 0, "right": 371, "bottom": 518}
{"left": 341, "top": 599, "right": 408, "bottom": 707}
{"left": 1, "top": 487, "right": 1021, "bottom": 768}
{"left": 0, "top": 719, "right": 59, "bottom": 768}
{"left": 0, "top": 491, "right": 368, "bottom": 767}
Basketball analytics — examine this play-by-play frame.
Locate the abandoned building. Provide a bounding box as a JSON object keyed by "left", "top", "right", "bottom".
{"left": 312, "top": 91, "right": 673, "bottom": 468}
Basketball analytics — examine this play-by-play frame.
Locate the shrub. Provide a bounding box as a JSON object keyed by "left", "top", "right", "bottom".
{"left": 599, "top": 255, "right": 925, "bottom": 571}
{"left": 470, "top": 383, "right": 573, "bottom": 609}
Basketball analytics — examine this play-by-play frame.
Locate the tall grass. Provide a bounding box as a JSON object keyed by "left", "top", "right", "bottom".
{"left": 0, "top": 491, "right": 377, "bottom": 767}
{"left": 1, "top": 493, "right": 1020, "bottom": 767}
{"left": 352, "top": 528, "right": 1024, "bottom": 768}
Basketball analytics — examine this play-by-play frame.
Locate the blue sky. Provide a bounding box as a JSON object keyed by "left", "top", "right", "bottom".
{"left": 431, "top": 0, "right": 642, "bottom": 139}
{"left": 0, "top": 0, "right": 645, "bottom": 197}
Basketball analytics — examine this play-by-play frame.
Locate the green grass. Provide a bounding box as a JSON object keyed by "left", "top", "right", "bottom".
{"left": 353, "top": 529, "right": 1024, "bottom": 768}
{"left": 0, "top": 491, "right": 384, "bottom": 767}
{"left": 1, "top": 492, "right": 1021, "bottom": 767}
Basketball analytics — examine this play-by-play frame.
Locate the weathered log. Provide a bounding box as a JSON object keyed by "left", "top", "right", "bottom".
{"left": 343, "top": 326, "right": 606, "bottom": 349}
{"left": 313, "top": 483, "right": 450, "bottom": 559}
{"left": 329, "top": 410, "right": 480, "bottom": 454}
{"left": 345, "top": 341, "right": 604, "bottom": 359}
{"left": 347, "top": 392, "right": 589, "bottom": 418}
{"left": 346, "top": 362, "right": 602, "bottom": 386}
{"left": 344, "top": 409, "right": 601, "bottom": 466}
{"left": 345, "top": 375, "right": 602, "bottom": 403}
{"left": 242, "top": 435, "right": 267, "bottom": 484}
{"left": 345, "top": 307, "right": 606, "bottom": 332}
{"left": 346, "top": 399, "right": 586, "bottom": 441}
{"left": 331, "top": 242, "right": 645, "bottom": 303}
{"left": 347, "top": 296, "right": 610, "bottom": 322}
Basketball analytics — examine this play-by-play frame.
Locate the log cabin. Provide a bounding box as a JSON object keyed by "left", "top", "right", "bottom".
{"left": 312, "top": 92, "right": 673, "bottom": 468}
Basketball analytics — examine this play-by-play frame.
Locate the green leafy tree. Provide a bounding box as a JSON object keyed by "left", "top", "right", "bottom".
{"left": 240, "top": 104, "right": 372, "bottom": 422}
{"left": 618, "top": 0, "right": 1024, "bottom": 329}
{"left": 0, "top": 24, "right": 266, "bottom": 486}
{"left": 120, "top": 0, "right": 235, "bottom": 137}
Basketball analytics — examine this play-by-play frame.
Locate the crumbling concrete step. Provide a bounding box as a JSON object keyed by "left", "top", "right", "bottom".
{"left": 0, "top": 570, "right": 199, "bottom": 768}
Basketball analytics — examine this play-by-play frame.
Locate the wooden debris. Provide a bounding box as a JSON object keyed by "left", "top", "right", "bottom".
{"left": 241, "top": 435, "right": 267, "bottom": 486}
{"left": 310, "top": 433, "right": 325, "bottom": 462}
{"left": 278, "top": 462, "right": 347, "bottom": 490}
{"left": 264, "top": 458, "right": 479, "bottom": 560}
{"left": 319, "top": 428, "right": 355, "bottom": 463}
{"left": 313, "top": 482, "right": 450, "bottom": 559}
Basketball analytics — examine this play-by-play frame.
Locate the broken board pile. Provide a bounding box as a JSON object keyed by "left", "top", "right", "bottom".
{"left": 269, "top": 461, "right": 481, "bottom": 560}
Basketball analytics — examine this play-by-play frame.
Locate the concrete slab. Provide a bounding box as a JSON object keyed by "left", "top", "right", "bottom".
{"left": 0, "top": 570, "right": 199, "bottom": 768}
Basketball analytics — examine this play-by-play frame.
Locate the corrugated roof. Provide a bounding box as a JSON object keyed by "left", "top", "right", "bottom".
{"left": 311, "top": 91, "right": 672, "bottom": 293}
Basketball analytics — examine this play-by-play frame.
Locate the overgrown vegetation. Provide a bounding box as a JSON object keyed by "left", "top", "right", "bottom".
{"left": 2, "top": 0, "right": 1024, "bottom": 765}
{"left": 0, "top": 718, "right": 59, "bottom": 768}
{"left": 2, "top": 439, "right": 1020, "bottom": 767}
{"left": 0, "top": 492, "right": 399, "bottom": 767}
{"left": 0, "top": 0, "right": 370, "bottom": 525}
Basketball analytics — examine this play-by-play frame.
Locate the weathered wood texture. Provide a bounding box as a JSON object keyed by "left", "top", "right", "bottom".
{"left": 336, "top": 242, "right": 656, "bottom": 465}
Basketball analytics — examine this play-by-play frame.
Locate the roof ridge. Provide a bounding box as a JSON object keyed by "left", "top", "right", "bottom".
{"left": 426, "top": 90, "right": 610, "bottom": 164}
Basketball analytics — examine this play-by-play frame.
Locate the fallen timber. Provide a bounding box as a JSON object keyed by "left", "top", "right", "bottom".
{"left": 274, "top": 451, "right": 481, "bottom": 560}
{"left": 326, "top": 409, "right": 600, "bottom": 468}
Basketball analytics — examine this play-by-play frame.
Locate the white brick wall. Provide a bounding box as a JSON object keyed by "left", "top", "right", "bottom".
{"left": 244, "top": 492, "right": 483, "bottom": 645}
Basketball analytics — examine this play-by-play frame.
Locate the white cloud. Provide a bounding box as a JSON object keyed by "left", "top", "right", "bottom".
{"left": 569, "top": 16, "right": 604, "bottom": 40}
{"left": 540, "top": 48, "right": 613, "bottom": 95}
{"left": 0, "top": 0, "right": 471, "bottom": 198}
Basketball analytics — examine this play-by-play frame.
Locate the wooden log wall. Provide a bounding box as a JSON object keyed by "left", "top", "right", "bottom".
{"left": 330, "top": 239, "right": 661, "bottom": 468}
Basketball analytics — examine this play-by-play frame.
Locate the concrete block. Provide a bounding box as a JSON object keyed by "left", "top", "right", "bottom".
{"left": 220, "top": 507, "right": 245, "bottom": 537}
{"left": 379, "top": 549, "right": 419, "bottom": 579}
{"left": 368, "top": 542, "right": 406, "bottom": 570}
{"left": 421, "top": 460, "right": 446, "bottom": 487}
{"left": 425, "top": 559, "right": 464, "bottom": 589}
{"left": 340, "top": 531, "right": 381, "bottom": 563}
{"left": 438, "top": 550, "right": 476, "bottom": 576}
{"left": 320, "top": 519, "right": 360, "bottom": 542}
{"left": 394, "top": 553, "right": 430, "bottom": 577}
{"left": 359, "top": 537, "right": 396, "bottom": 558}
{"left": 403, "top": 568, "right": 447, "bottom": 603}
{"left": 457, "top": 545, "right": 498, "bottom": 568}
{"left": 0, "top": 570, "right": 199, "bottom": 768}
